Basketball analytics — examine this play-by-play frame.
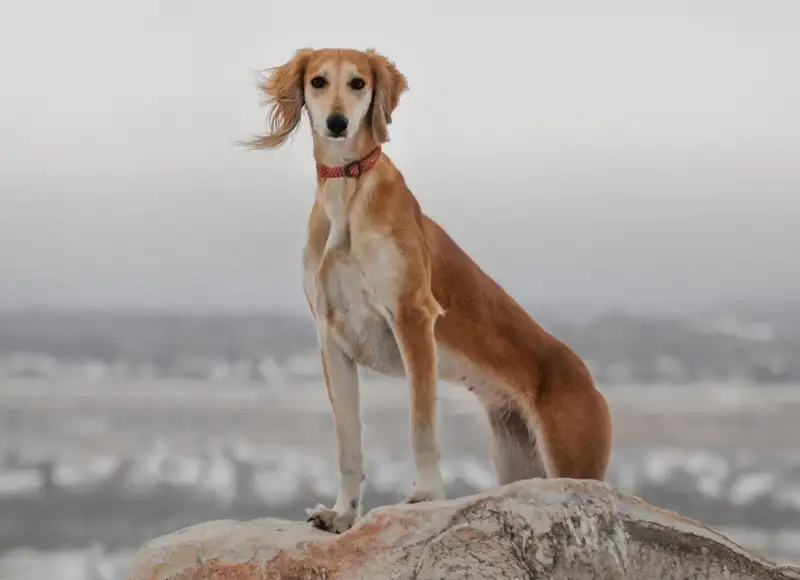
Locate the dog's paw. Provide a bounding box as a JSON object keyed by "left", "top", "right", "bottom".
{"left": 305, "top": 504, "right": 356, "bottom": 534}
{"left": 406, "top": 486, "right": 446, "bottom": 504}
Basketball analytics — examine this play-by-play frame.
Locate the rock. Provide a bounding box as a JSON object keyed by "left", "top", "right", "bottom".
{"left": 127, "top": 478, "right": 800, "bottom": 580}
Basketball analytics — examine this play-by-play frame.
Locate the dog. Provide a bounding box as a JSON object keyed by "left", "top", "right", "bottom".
{"left": 245, "top": 48, "right": 612, "bottom": 534}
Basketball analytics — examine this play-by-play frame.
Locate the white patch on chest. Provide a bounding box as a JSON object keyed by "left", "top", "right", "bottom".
{"left": 304, "top": 175, "right": 407, "bottom": 375}
{"left": 355, "top": 232, "right": 406, "bottom": 318}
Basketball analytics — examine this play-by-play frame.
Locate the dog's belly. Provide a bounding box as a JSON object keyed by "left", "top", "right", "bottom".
{"left": 328, "top": 304, "right": 510, "bottom": 408}
{"left": 437, "top": 348, "right": 512, "bottom": 410}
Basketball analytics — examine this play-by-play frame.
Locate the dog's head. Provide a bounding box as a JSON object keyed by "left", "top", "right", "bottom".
{"left": 246, "top": 48, "right": 407, "bottom": 149}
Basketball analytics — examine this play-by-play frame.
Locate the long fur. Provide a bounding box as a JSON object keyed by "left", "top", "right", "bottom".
{"left": 366, "top": 49, "right": 408, "bottom": 144}
{"left": 241, "top": 48, "right": 312, "bottom": 149}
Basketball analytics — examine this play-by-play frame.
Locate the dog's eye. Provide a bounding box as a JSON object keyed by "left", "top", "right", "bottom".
{"left": 350, "top": 78, "right": 365, "bottom": 90}
{"left": 310, "top": 76, "right": 327, "bottom": 89}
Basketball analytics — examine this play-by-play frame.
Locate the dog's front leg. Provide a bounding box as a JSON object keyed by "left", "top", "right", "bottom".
{"left": 391, "top": 302, "right": 445, "bottom": 503}
{"left": 306, "top": 327, "right": 364, "bottom": 533}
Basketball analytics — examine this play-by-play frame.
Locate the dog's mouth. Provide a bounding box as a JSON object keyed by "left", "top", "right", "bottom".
{"left": 326, "top": 132, "right": 347, "bottom": 141}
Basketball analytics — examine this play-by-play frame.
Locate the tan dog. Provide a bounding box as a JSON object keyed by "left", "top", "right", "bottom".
{"left": 246, "top": 48, "right": 612, "bottom": 534}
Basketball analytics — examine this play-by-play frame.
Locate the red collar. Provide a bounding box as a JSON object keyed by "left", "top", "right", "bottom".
{"left": 316, "top": 146, "right": 382, "bottom": 179}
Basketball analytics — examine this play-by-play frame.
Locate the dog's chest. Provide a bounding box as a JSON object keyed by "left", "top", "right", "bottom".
{"left": 302, "top": 182, "right": 405, "bottom": 376}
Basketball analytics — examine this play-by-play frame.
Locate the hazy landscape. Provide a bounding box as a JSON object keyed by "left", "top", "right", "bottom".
{"left": 1, "top": 309, "right": 799, "bottom": 579}
{"left": 2, "top": 306, "right": 799, "bottom": 385}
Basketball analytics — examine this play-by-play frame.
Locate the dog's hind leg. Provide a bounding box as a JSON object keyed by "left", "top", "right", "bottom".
{"left": 532, "top": 383, "right": 612, "bottom": 481}
{"left": 486, "top": 404, "right": 547, "bottom": 485}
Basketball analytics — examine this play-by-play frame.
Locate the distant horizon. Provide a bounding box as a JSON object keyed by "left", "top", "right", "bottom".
{"left": 2, "top": 297, "right": 798, "bottom": 320}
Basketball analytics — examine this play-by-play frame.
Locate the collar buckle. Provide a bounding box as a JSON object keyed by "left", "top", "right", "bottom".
{"left": 343, "top": 159, "right": 363, "bottom": 178}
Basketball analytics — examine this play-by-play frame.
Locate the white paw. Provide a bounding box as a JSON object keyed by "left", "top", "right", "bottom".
{"left": 305, "top": 504, "right": 357, "bottom": 534}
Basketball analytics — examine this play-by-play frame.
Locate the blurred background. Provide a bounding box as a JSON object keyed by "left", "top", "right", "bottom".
{"left": 1, "top": 0, "right": 799, "bottom": 577}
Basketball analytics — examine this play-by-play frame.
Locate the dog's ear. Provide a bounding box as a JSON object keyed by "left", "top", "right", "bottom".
{"left": 243, "top": 48, "right": 313, "bottom": 149}
{"left": 367, "top": 50, "right": 408, "bottom": 144}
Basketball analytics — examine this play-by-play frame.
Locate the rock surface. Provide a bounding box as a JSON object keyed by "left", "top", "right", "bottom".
{"left": 127, "top": 478, "right": 800, "bottom": 580}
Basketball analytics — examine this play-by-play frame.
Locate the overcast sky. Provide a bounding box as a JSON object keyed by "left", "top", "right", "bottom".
{"left": 1, "top": 0, "right": 798, "bottom": 314}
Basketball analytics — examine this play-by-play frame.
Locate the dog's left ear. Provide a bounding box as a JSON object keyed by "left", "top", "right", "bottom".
{"left": 367, "top": 50, "right": 408, "bottom": 144}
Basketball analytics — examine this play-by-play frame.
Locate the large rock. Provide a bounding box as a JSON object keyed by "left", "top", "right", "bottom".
{"left": 127, "top": 479, "right": 800, "bottom": 580}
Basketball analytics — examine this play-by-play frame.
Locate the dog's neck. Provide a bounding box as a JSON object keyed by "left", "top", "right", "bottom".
{"left": 312, "top": 130, "right": 379, "bottom": 169}
{"left": 312, "top": 131, "right": 381, "bottom": 247}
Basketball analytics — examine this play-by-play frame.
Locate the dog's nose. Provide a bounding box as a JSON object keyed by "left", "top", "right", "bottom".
{"left": 326, "top": 114, "right": 348, "bottom": 136}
